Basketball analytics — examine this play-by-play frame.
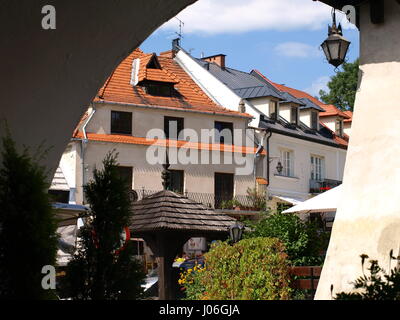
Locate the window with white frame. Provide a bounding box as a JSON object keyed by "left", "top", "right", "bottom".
{"left": 280, "top": 149, "right": 294, "bottom": 177}
{"left": 311, "top": 155, "right": 324, "bottom": 181}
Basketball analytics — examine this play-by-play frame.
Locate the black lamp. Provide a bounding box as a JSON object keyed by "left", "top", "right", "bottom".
{"left": 276, "top": 161, "right": 283, "bottom": 174}
{"left": 321, "top": 9, "right": 350, "bottom": 68}
{"left": 229, "top": 221, "right": 244, "bottom": 244}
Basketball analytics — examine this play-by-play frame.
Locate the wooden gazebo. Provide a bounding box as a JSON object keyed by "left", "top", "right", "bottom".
{"left": 129, "top": 162, "right": 237, "bottom": 299}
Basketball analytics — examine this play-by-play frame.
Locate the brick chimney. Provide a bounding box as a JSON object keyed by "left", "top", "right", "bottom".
{"left": 202, "top": 54, "right": 226, "bottom": 69}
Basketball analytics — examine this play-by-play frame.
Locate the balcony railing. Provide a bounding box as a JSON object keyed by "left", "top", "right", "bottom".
{"left": 309, "top": 179, "right": 341, "bottom": 194}
{"left": 131, "top": 189, "right": 266, "bottom": 211}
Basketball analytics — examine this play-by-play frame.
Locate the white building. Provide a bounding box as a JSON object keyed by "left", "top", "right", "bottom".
{"left": 174, "top": 42, "right": 348, "bottom": 213}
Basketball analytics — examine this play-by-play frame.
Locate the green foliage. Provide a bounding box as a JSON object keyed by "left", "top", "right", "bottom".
{"left": 244, "top": 212, "right": 329, "bottom": 266}
{"left": 335, "top": 253, "right": 400, "bottom": 300}
{"left": 319, "top": 59, "right": 359, "bottom": 111}
{"left": 220, "top": 199, "right": 241, "bottom": 209}
{"left": 220, "top": 188, "right": 266, "bottom": 211}
{"left": 0, "top": 129, "right": 58, "bottom": 299}
{"left": 182, "top": 238, "right": 292, "bottom": 300}
{"left": 63, "top": 151, "right": 145, "bottom": 300}
{"left": 179, "top": 264, "right": 206, "bottom": 300}
{"left": 246, "top": 187, "right": 267, "bottom": 211}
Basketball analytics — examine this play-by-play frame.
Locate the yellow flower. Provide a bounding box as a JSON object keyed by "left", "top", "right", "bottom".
{"left": 188, "top": 268, "right": 192, "bottom": 273}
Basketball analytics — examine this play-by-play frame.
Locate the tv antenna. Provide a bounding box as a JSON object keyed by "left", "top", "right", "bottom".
{"left": 175, "top": 17, "right": 184, "bottom": 40}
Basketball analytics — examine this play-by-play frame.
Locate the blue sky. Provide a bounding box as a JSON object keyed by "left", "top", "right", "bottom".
{"left": 141, "top": 0, "right": 359, "bottom": 98}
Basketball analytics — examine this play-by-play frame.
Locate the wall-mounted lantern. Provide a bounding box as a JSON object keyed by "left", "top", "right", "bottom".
{"left": 276, "top": 161, "right": 283, "bottom": 174}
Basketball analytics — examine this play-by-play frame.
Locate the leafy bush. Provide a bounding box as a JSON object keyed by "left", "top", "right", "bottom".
{"left": 244, "top": 212, "right": 329, "bottom": 266}
{"left": 334, "top": 253, "right": 400, "bottom": 300}
{"left": 0, "top": 130, "right": 58, "bottom": 299}
{"left": 181, "top": 238, "right": 292, "bottom": 300}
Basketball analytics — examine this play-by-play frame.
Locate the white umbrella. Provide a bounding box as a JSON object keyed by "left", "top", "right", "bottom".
{"left": 282, "top": 184, "right": 342, "bottom": 214}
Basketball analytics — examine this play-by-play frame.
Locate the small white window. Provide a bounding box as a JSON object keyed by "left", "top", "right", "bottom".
{"left": 281, "top": 150, "right": 294, "bottom": 177}
{"left": 311, "top": 155, "right": 324, "bottom": 180}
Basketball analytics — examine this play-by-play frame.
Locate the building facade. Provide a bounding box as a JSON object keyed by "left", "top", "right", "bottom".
{"left": 51, "top": 48, "right": 264, "bottom": 212}
{"left": 174, "top": 43, "right": 349, "bottom": 214}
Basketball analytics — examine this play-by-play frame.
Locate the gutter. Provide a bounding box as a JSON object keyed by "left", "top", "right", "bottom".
{"left": 95, "top": 100, "right": 252, "bottom": 120}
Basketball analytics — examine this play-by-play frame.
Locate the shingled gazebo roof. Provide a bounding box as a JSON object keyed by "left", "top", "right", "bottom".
{"left": 130, "top": 190, "right": 236, "bottom": 233}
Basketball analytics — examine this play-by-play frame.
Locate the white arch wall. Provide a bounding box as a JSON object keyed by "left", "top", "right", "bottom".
{"left": 0, "top": 0, "right": 196, "bottom": 177}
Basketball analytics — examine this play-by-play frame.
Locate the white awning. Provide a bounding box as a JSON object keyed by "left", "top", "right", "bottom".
{"left": 282, "top": 185, "right": 342, "bottom": 214}
{"left": 272, "top": 195, "right": 304, "bottom": 205}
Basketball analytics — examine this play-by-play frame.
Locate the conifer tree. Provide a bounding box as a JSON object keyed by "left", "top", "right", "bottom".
{"left": 0, "top": 130, "right": 58, "bottom": 299}
{"left": 64, "top": 152, "right": 145, "bottom": 300}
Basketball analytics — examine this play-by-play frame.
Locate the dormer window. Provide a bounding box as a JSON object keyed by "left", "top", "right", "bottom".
{"left": 311, "top": 111, "right": 319, "bottom": 130}
{"left": 269, "top": 101, "right": 278, "bottom": 120}
{"left": 335, "top": 118, "right": 344, "bottom": 137}
{"left": 144, "top": 82, "right": 174, "bottom": 97}
{"left": 290, "top": 106, "right": 299, "bottom": 125}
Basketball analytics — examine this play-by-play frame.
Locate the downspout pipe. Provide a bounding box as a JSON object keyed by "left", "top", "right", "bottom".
{"left": 265, "top": 130, "right": 272, "bottom": 187}
{"left": 80, "top": 104, "right": 96, "bottom": 203}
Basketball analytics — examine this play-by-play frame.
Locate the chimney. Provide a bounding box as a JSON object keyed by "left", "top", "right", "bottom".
{"left": 171, "top": 38, "right": 180, "bottom": 58}
{"left": 202, "top": 54, "right": 226, "bottom": 69}
{"left": 238, "top": 100, "right": 246, "bottom": 113}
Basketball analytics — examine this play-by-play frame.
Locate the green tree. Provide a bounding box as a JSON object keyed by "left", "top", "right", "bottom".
{"left": 319, "top": 59, "right": 359, "bottom": 111}
{"left": 0, "top": 130, "right": 58, "bottom": 299}
{"left": 244, "top": 212, "right": 329, "bottom": 266}
{"left": 64, "top": 152, "right": 145, "bottom": 300}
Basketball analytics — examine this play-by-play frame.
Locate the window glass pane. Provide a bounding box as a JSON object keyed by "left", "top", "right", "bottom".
{"left": 311, "top": 111, "right": 318, "bottom": 129}
{"left": 290, "top": 107, "right": 298, "bottom": 125}
{"left": 164, "top": 117, "right": 184, "bottom": 139}
{"left": 214, "top": 121, "right": 233, "bottom": 144}
{"left": 111, "top": 111, "right": 132, "bottom": 135}
{"left": 169, "top": 170, "right": 184, "bottom": 193}
{"left": 214, "top": 173, "right": 234, "bottom": 208}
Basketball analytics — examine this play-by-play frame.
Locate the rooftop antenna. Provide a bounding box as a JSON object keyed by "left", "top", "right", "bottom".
{"left": 175, "top": 17, "right": 184, "bottom": 41}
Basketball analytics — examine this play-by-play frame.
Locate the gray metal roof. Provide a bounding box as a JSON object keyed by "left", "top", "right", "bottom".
{"left": 258, "top": 116, "right": 344, "bottom": 149}
{"left": 279, "top": 91, "right": 305, "bottom": 106}
{"left": 197, "top": 59, "right": 284, "bottom": 100}
{"left": 298, "top": 98, "right": 325, "bottom": 111}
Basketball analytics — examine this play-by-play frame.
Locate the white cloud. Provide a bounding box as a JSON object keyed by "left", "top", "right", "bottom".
{"left": 160, "top": 0, "right": 355, "bottom": 35}
{"left": 274, "top": 42, "right": 322, "bottom": 58}
{"left": 304, "top": 76, "right": 330, "bottom": 97}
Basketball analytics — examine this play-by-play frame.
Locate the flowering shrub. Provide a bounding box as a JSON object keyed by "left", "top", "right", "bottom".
{"left": 179, "top": 264, "right": 206, "bottom": 300}
{"left": 179, "top": 238, "right": 292, "bottom": 300}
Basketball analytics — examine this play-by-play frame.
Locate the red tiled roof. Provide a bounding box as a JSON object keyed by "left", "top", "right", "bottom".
{"left": 96, "top": 49, "right": 252, "bottom": 118}
{"left": 343, "top": 110, "right": 353, "bottom": 123}
{"left": 319, "top": 122, "right": 349, "bottom": 147}
{"left": 74, "top": 132, "right": 266, "bottom": 155}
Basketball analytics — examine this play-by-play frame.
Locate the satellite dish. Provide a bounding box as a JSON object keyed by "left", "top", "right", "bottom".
{"left": 129, "top": 190, "right": 138, "bottom": 202}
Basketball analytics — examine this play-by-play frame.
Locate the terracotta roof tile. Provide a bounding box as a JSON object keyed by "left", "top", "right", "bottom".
{"left": 96, "top": 49, "right": 252, "bottom": 118}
